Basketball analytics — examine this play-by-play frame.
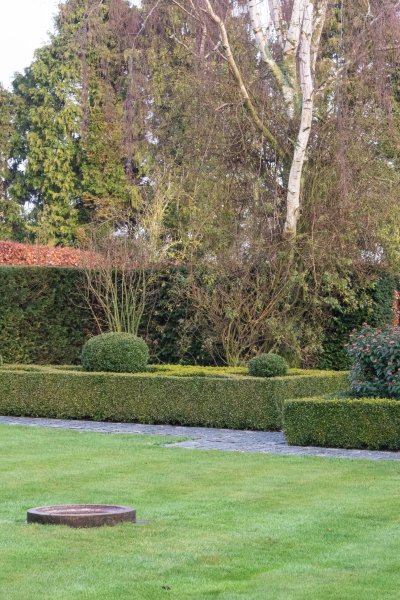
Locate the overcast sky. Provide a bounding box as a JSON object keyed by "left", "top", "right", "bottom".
{"left": 0, "top": 0, "right": 61, "bottom": 88}
{"left": 0, "top": 0, "right": 144, "bottom": 89}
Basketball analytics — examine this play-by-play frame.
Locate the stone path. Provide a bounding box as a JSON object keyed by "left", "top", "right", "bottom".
{"left": 1, "top": 415, "right": 399, "bottom": 460}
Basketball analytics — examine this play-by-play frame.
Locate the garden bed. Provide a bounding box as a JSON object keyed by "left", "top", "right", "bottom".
{"left": 0, "top": 365, "right": 348, "bottom": 431}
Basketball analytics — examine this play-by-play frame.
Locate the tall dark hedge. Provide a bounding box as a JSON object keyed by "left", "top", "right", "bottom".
{"left": 317, "top": 275, "right": 397, "bottom": 370}
{"left": 0, "top": 266, "right": 397, "bottom": 367}
{"left": 0, "top": 266, "right": 209, "bottom": 365}
{"left": 0, "top": 267, "right": 97, "bottom": 364}
{"left": 142, "top": 268, "right": 212, "bottom": 365}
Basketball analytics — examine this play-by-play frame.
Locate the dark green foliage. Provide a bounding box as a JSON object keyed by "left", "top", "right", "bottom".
{"left": 139, "top": 267, "right": 213, "bottom": 365}
{"left": 11, "top": 43, "right": 83, "bottom": 244}
{"left": 248, "top": 353, "right": 288, "bottom": 378}
{"left": 8, "top": 0, "right": 144, "bottom": 244}
{"left": 0, "top": 265, "right": 208, "bottom": 365}
{"left": 81, "top": 332, "right": 149, "bottom": 373}
{"left": 370, "top": 275, "right": 397, "bottom": 326}
{"left": 0, "top": 85, "right": 24, "bottom": 239}
{"left": 347, "top": 324, "right": 400, "bottom": 399}
{"left": 0, "top": 366, "right": 348, "bottom": 431}
{"left": 1, "top": 265, "right": 397, "bottom": 368}
{"left": 0, "top": 267, "right": 97, "bottom": 364}
{"left": 284, "top": 396, "right": 400, "bottom": 450}
{"left": 317, "top": 274, "right": 397, "bottom": 370}
{"left": 0, "top": 355, "right": 2, "bottom": 366}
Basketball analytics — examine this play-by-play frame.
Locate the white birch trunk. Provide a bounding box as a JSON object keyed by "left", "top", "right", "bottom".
{"left": 247, "top": 0, "right": 329, "bottom": 237}
{"left": 248, "top": 0, "right": 295, "bottom": 115}
{"left": 267, "top": 0, "right": 284, "bottom": 45}
{"left": 283, "top": 0, "right": 306, "bottom": 89}
{"left": 200, "top": 0, "right": 329, "bottom": 239}
{"left": 283, "top": 0, "right": 314, "bottom": 237}
{"left": 311, "top": 1, "right": 328, "bottom": 72}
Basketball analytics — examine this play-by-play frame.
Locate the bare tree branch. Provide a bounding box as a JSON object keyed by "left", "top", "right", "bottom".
{"left": 248, "top": 0, "right": 296, "bottom": 115}
{"left": 202, "top": 0, "right": 286, "bottom": 158}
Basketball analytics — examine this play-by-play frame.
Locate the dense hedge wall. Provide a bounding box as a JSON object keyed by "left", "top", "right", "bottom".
{"left": 0, "top": 266, "right": 206, "bottom": 365}
{"left": 284, "top": 397, "right": 400, "bottom": 450}
{"left": 142, "top": 268, "right": 211, "bottom": 365}
{"left": 0, "top": 266, "right": 396, "bottom": 367}
{"left": 0, "top": 267, "right": 96, "bottom": 364}
{"left": 317, "top": 275, "right": 397, "bottom": 371}
{"left": 0, "top": 366, "right": 348, "bottom": 430}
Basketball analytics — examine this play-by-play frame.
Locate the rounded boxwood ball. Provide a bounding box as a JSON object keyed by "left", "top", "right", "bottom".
{"left": 81, "top": 332, "right": 149, "bottom": 373}
{"left": 248, "top": 353, "right": 288, "bottom": 378}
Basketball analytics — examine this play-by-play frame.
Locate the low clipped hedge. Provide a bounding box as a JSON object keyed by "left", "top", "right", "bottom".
{"left": 0, "top": 366, "right": 348, "bottom": 431}
{"left": 284, "top": 397, "right": 400, "bottom": 450}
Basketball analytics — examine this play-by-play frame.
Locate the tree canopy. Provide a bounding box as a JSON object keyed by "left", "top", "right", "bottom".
{"left": 1, "top": 0, "right": 400, "bottom": 363}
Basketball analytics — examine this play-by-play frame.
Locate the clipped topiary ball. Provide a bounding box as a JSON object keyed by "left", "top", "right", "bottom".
{"left": 81, "top": 332, "right": 149, "bottom": 373}
{"left": 248, "top": 353, "right": 288, "bottom": 378}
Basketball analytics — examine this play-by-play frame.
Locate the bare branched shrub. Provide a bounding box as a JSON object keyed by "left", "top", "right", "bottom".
{"left": 80, "top": 218, "right": 153, "bottom": 335}
{"left": 185, "top": 251, "right": 321, "bottom": 366}
{"left": 79, "top": 170, "right": 180, "bottom": 336}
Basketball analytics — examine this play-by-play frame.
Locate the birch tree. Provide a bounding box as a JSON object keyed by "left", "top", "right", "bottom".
{"left": 196, "top": 0, "right": 329, "bottom": 239}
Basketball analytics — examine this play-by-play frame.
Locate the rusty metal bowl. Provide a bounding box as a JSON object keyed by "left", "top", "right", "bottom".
{"left": 27, "top": 504, "right": 136, "bottom": 528}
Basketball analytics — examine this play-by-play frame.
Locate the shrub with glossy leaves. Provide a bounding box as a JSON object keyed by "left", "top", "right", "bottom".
{"left": 81, "top": 332, "right": 149, "bottom": 373}
{"left": 248, "top": 353, "right": 288, "bottom": 378}
{"left": 347, "top": 324, "right": 400, "bottom": 399}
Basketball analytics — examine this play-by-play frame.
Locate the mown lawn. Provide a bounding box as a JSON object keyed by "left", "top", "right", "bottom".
{"left": 1, "top": 425, "right": 400, "bottom": 599}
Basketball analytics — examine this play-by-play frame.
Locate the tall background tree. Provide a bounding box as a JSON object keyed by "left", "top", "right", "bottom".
{"left": 1, "top": 0, "right": 400, "bottom": 364}
{"left": 0, "top": 84, "right": 22, "bottom": 238}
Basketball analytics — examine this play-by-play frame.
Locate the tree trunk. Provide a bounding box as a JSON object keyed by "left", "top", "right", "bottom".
{"left": 199, "top": 0, "right": 329, "bottom": 240}
{"left": 284, "top": 1, "right": 314, "bottom": 238}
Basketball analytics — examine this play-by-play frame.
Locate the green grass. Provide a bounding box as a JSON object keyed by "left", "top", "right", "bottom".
{"left": 1, "top": 425, "right": 400, "bottom": 600}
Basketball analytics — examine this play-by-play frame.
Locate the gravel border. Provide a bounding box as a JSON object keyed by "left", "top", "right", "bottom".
{"left": 1, "top": 415, "right": 399, "bottom": 460}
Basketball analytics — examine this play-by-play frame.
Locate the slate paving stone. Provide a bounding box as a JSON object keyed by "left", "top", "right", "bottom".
{"left": 0, "top": 415, "right": 399, "bottom": 460}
